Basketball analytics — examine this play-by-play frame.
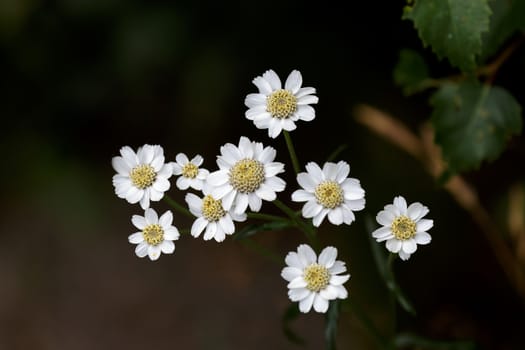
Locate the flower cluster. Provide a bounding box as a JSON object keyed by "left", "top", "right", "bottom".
{"left": 111, "top": 69, "right": 434, "bottom": 313}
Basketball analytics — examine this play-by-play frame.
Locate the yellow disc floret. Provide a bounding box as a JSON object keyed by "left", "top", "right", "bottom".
{"left": 182, "top": 163, "right": 199, "bottom": 179}
{"left": 229, "top": 158, "right": 265, "bottom": 193}
{"left": 314, "top": 181, "right": 344, "bottom": 209}
{"left": 304, "top": 264, "right": 331, "bottom": 292}
{"left": 267, "top": 89, "right": 297, "bottom": 119}
{"left": 142, "top": 224, "right": 164, "bottom": 245}
{"left": 130, "top": 164, "right": 157, "bottom": 189}
{"left": 391, "top": 216, "right": 416, "bottom": 240}
{"left": 202, "top": 195, "right": 226, "bottom": 222}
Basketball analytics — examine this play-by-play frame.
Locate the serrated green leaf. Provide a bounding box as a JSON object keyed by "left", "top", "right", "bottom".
{"left": 282, "top": 304, "right": 306, "bottom": 346}
{"left": 325, "top": 300, "right": 340, "bottom": 350}
{"left": 403, "top": 0, "right": 491, "bottom": 72}
{"left": 233, "top": 220, "right": 293, "bottom": 240}
{"left": 430, "top": 81, "right": 522, "bottom": 173}
{"left": 394, "top": 333, "right": 476, "bottom": 350}
{"left": 393, "top": 49, "right": 430, "bottom": 95}
{"left": 481, "top": 0, "right": 525, "bottom": 60}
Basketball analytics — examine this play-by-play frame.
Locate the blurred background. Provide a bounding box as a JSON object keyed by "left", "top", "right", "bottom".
{"left": 1, "top": 0, "right": 524, "bottom": 349}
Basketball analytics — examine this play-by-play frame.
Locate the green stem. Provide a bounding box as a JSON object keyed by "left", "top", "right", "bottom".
{"left": 163, "top": 194, "right": 193, "bottom": 218}
{"left": 247, "top": 212, "right": 289, "bottom": 222}
{"left": 273, "top": 199, "right": 319, "bottom": 249}
{"left": 240, "top": 238, "right": 282, "bottom": 265}
{"left": 283, "top": 130, "right": 301, "bottom": 175}
{"left": 345, "top": 300, "right": 394, "bottom": 350}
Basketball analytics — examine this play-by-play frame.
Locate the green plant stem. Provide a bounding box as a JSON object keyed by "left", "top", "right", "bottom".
{"left": 283, "top": 130, "right": 301, "bottom": 175}
{"left": 247, "top": 212, "right": 289, "bottom": 222}
{"left": 240, "top": 238, "right": 282, "bottom": 265}
{"left": 273, "top": 199, "right": 319, "bottom": 249}
{"left": 163, "top": 194, "right": 193, "bottom": 218}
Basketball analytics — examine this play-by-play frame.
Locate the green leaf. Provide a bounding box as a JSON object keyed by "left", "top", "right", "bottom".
{"left": 233, "top": 220, "right": 293, "bottom": 240}
{"left": 403, "top": 0, "right": 491, "bottom": 72}
{"left": 430, "top": 80, "right": 522, "bottom": 173}
{"left": 325, "top": 300, "right": 340, "bottom": 350}
{"left": 282, "top": 304, "right": 306, "bottom": 346}
{"left": 481, "top": 0, "right": 525, "bottom": 60}
{"left": 365, "top": 216, "right": 416, "bottom": 316}
{"left": 393, "top": 49, "right": 430, "bottom": 95}
{"left": 394, "top": 333, "right": 476, "bottom": 350}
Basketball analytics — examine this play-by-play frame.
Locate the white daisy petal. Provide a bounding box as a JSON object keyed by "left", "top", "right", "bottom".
{"left": 131, "top": 215, "right": 147, "bottom": 230}
{"left": 288, "top": 277, "right": 308, "bottom": 289}
{"left": 305, "top": 162, "right": 324, "bottom": 182}
{"left": 376, "top": 210, "right": 395, "bottom": 226}
{"left": 292, "top": 189, "right": 315, "bottom": 202}
{"left": 135, "top": 242, "right": 149, "bottom": 258}
{"left": 128, "top": 232, "right": 144, "bottom": 244}
{"left": 159, "top": 211, "right": 173, "bottom": 228}
{"left": 284, "top": 70, "right": 302, "bottom": 94}
{"left": 148, "top": 245, "right": 161, "bottom": 261}
{"left": 402, "top": 239, "right": 417, "bottom": 254}
{"left": 318, "top": 247, "right": 337, "bottom": 268}
{"left": 288, "top": 288, "right": 310, "bottom": 302}
{"left": 191, "top": 217, "right": 208, "bottom": 237}
{"left": 297, "top": 244, "right": 317, "bottom": 265}
{"left": 262, "top": 69, "right": 282, "bottom": 90}
{"left": 386, "top": 239, "right": 402, "bottom": 253}
{"left": 297, "top": 173, "right": 316, "bottom": 192}
{"left": 393, "top": 196, "right": 408, "bottom": 214}
{"left": 313, "top": 208, "right": 330, "bottom": 227}
{"left": 252, "top": 76, "right": 273, "bottom": 95}
{"left": 299, "top": 293, "right": 315, "bottom": 313}
{"left": 112, "top": 157, "right": 130, "bottom": 175}
{"left": 144, "top": 208, "right": 158, "bottom": 224}
{"left": 302, "top": 200, "right": 323, "bottom": 218}
{"left": 281, "top": 267, "right": 303, "bottom": 282}
{"left": 414, "top": 232, "right": 432, "bottom": 244}
{"left": 327, "top": 207, "right": 344, "bottom": 225}
{"left": 245, "top": 93, "right": 267, "bottom": 108}
{"left": 160, "top": 240, "right": 175, "bottom": 254}
{"left": 296, "top": 105, "right": 315, "bottom": 121}
{"left": 399, "top": 251, "right": 411, "bottom": 261}
{"left": 297, "top": 95, "right": 319, "bottom": 105}
{"left": 417, "top": 219, "right": 434, "bottom": 232}
{"left": 295, "top": 87, "right": 316, "bottom": 98}
{"left": 313, "top": 295, "right": 329, "bottom": 313}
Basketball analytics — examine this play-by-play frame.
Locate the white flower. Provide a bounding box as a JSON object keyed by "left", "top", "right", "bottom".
{"left": 112, "top": 144, "right": 172, "bottom": 209}
{"left": 171, "top": 153, "right": 209, "bottom": 191}
{"left": 206, "top": 136, "right": 286, "bottom": 215}
{"left": 371, "top": 196, "right": 433, "bottom": 261}
{"left": 291, "top": 161, "right": 365, "bottom": 227}
{"left": 185, "top": 190, "right": 246, "bottom": 242}
{"left": 128, "top": 208, "right": 180, "bottom": 261}
{"left": 245, "top": 69, "right": 318, "bottom": 138}
{"left": 281, "top": 244, "right": 350, "bottom": 313}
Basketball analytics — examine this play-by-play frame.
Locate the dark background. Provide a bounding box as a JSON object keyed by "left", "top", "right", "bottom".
{"left": 1, "top": 0, "right": 524, "bottom": 349}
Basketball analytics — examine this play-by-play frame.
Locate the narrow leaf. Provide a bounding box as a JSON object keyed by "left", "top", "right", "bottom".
{"left": 282, "top": 304, "right": 306, "bottom": 346}
{"left": 403, "top": 0, "right": 491, "bottom": 72}
{"left": 325, "top": 300, "right": 340, "bottom": 350}
{"left": 233, "top": 220, "right": 293, "bottom": 240}
{"left": 430, "top": 80, "right": 522, "bottom": 174}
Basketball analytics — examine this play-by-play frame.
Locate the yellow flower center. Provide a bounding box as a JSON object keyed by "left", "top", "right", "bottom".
{"left": 304, "top": 264, "right": 330, "bottom": 292}
{"left": 130, "top": 164, "right": 157, "bottom": 189}
{"left": 267, "top": 89, "right": 297, "bottom": 119}
{"left": 314, "top": 181, "right": 344, "bottom": 209}
{"left": 142, "top": 224, "right": 164, "bottom": 245}
{"left": 182, "top": 163, "right": 199, "bottom": 179}
{"left": 391, "top": 216, "right": 416, "bottom": 240}
{"left": 229, "top": 159, "right": 265, "bottom": 193}
{"left": 202, "top": 195, "right": 226, "bottom": 222}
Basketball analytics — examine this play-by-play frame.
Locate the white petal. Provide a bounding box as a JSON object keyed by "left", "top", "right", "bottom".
{"left": 185, "top": 193, "right": 202, "bottom": 213}
{"left": 345, "top": 198, "right": 365, "bottom": 211}
{"left": 191, "top": 155, "right": 203, "bottom": 166}
{"left": 149, "top": 188, "right": 163, "bottom": 201}
{"left": 298, "top": 293, "right": 315, "bottom": 313}
{"left": 255, "top": 185, "right": 276, "bottom": 201}
{"left": 329, "top": 261, "right": 347, "bottom": 274}
{"left": 160, "top": 240, "right": 175, "bottom": 254}
{"left": 305, "top": 162, "right": 324, "bottom": 182}
{"left": 402, "top": 239, "right": 417, "bottom": 254}
{"left": 386, "top": 239, "right": 402, "bottom": 253}
{"left": 258, "top": 146, "right": 276, "bottom": 163}
{"left": 297, "top": 244, "right": 317, "bottom": 265}
{"left": 207, "top": 170, "right": 229, "bottom": 187}
{"left": 157, "top": 164, "right": 172, "bottom": 178}
{"left": 323, "top": 162, "right": 338, "bottom": 181}
{"left": 393, "top": 196, "right": 408, "bottom": 215}
{"left": 312, "top": 209, "right": 329, "bottom": 227}
{"left": 128, "top": 232, "right": 144, "bottom": 244}
{"left": 138, "top": 145, "right": 155, "bottom": 164}
{"left": 335, "top": 161, "right": 350, "bottom": 183}
{"left": 131, "top": 215, "right": 147, "bottom": 230}
{"left": 252, "top": 76, "right": 273, "bottom": 95}
{"left": 285, "top": 252, "right": 305, "bottom": 269}
{"left": 284, "top": 70, "right": 302, "bottom": 94}
{"left": 292, "top": 189, "right": 315, "bottom": 202}
{"left": 376, "top": 210, "right": 395, "bottom": 226}
{"left": 120, "top": 146, "right": 138, "bottom": 167}
{"left": 330, "top": 274, "right": 350, "bottom": 285}
{"left": 318, "top": 247, "right": 337, "bottom": 268}
{"left": 221, "top": 190, "right": 236, "bottom": 210}
{"left": 265, "top": 162, "right": 284, "bottom": 177}
{"left": 171, "top": 163, "right": 182, "bottom": 175}
{"left": 125, "top": 187, "right": 143, "bottom": 204}
{"left": 268, "top": 118, "right": 283, "bottom": 138}
{"left": 372, "top": 226, "right": 393, "bottom": 241}
{"left": 153, "top": 178, "right": 170, "bottom": 192}
{"left": 297, "top": 173, "right": 317, "bottom": 192}
{"left": 112, "top": 157, "right": 130, "bottom": 175}
{"left": 414, "top": 232, "right": 432, "bottom": 245}
{"left": 176, "top": 176, "right": 191, "bottom": 190}
{"left": 214, "top": 227, "right": 226, "bottom": 242}
{"left": 148, "top": 245, "right": 161, "bottom": 261}
{"left": 328, "top": 207, "right": 344, "bottom": 225}
{"left": 211, "top": 184, "right": 234, "bottom": 200}
{"left": 150, "top": 155, "right": 165, "bottom": 171}
{"left": 341, "top": 205, "right": 356, "bottom": 225}
{"left": 262, "top": 69, "right": 282, "bottom": 90}
{"left": 264, "top": 176, "right": 286, "bottom": 192}
{"left": 248, "top": 193, "right": 262, "bottom": 212}
{"left": 234, "top": 193, "right": 249, "bottom": 215}
{"left": 191, "top": 217, "right": 208, "bottom": 238}
{"left": 144, "top": 208, "right": 158, "bottom": 224}
{"left": 417, "top": 219, "right": 434, "bottom": 232}
{"left": 139, "top": 190, "right": 150, "bottom": 209}
{"left": 238, "top": 136, "right": 254, "bottom": 158}
{"left": 297, "top": 94, "right": 319, "bottom": 105}
{"left": 313, "top": 294, "right": 329, "bottom": 313}
{"left": 399, "top": 251, "right": 411, "bottom": 261}
{"left": 163, "top": 227, "right": 180, "bottom": 240}
{"left": 281, "top": 266, "right": 303, "bottom": 282}
{"left": 295, "top": 87, "right": 316, "bottom": 98}
{"left": 296, "top": 105, "right": 315, "bottom": 121}
{"left": 407, "top": 203, "right": 424, "bottom": 221}
{"left": 335, "top": 285, "right": 348, "bottom": 299}
{"left": 319, "top": 285, "right": 339, "bottom": 300}
{"left": 245, "top": 93, "right": 267, "bottom": 108}
{"left": 175, "top": 153, "right": 189, "bottom": 165}
{"left": 302, "top": 201, "right": 323, "bottom": 218}
{"left": 221, "top": 143, "right": 243, "bottom": 164}
{"left": 135, "top": 242, "right": 148, "bottom": 258}
{"left": 288, "top": 288, "right": 310, "bottom": 302}
{"left": 203, "top": 221, "right": 217, "bottom": 240}
{"left": 288, "top": 277, "right": 308, "bottom": 289}
{"left": 219, "top": 216, "right": 235, "bottom": 234}
{"left": 282, "top": 119, "right": 297, "bottom": 131}
{"left": 159, "top": 211, "right": 173, "bottom": 228}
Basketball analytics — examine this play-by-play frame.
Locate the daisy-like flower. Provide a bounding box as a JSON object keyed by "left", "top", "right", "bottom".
{"left": 185, "top": 190, "right": 246, "bottom": 242}
{"left": 244, "top": 69, "right": 318, "bottom": 138}
{"left": 281, "top": 244, "right": 350, "bottom": 313}
{"left": 112, "top": 144, "right": 172, "bottom": 209}
{"left": 128, "top": 208, "right": 180, "bottom": 261}
{"left": 291, "top": 161, "right": 365, "bottom": 227}
{"left": 171, "top": 153, "right": 209, "bottom": 191}
{"left": 371, "top": 196, "right": 433, "bottom": 261}
{"left": 206, "top": 136, "right": 286, "bottom": 215}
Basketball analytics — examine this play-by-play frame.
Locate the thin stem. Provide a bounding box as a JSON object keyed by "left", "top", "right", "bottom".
{"left": 247, "top": 212, "right": 289, "bottom": 222}
{"left": 273, "top": 199, "right": 319, "bottom": 249}
{"left": 283, "top": 130, "right": 301, "bottom": 175}
{"left": 345, "top": 300, "right": 394, "bottom": 350}
{"left": 163, "top": 194, "right": 193, "bottom": 218}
